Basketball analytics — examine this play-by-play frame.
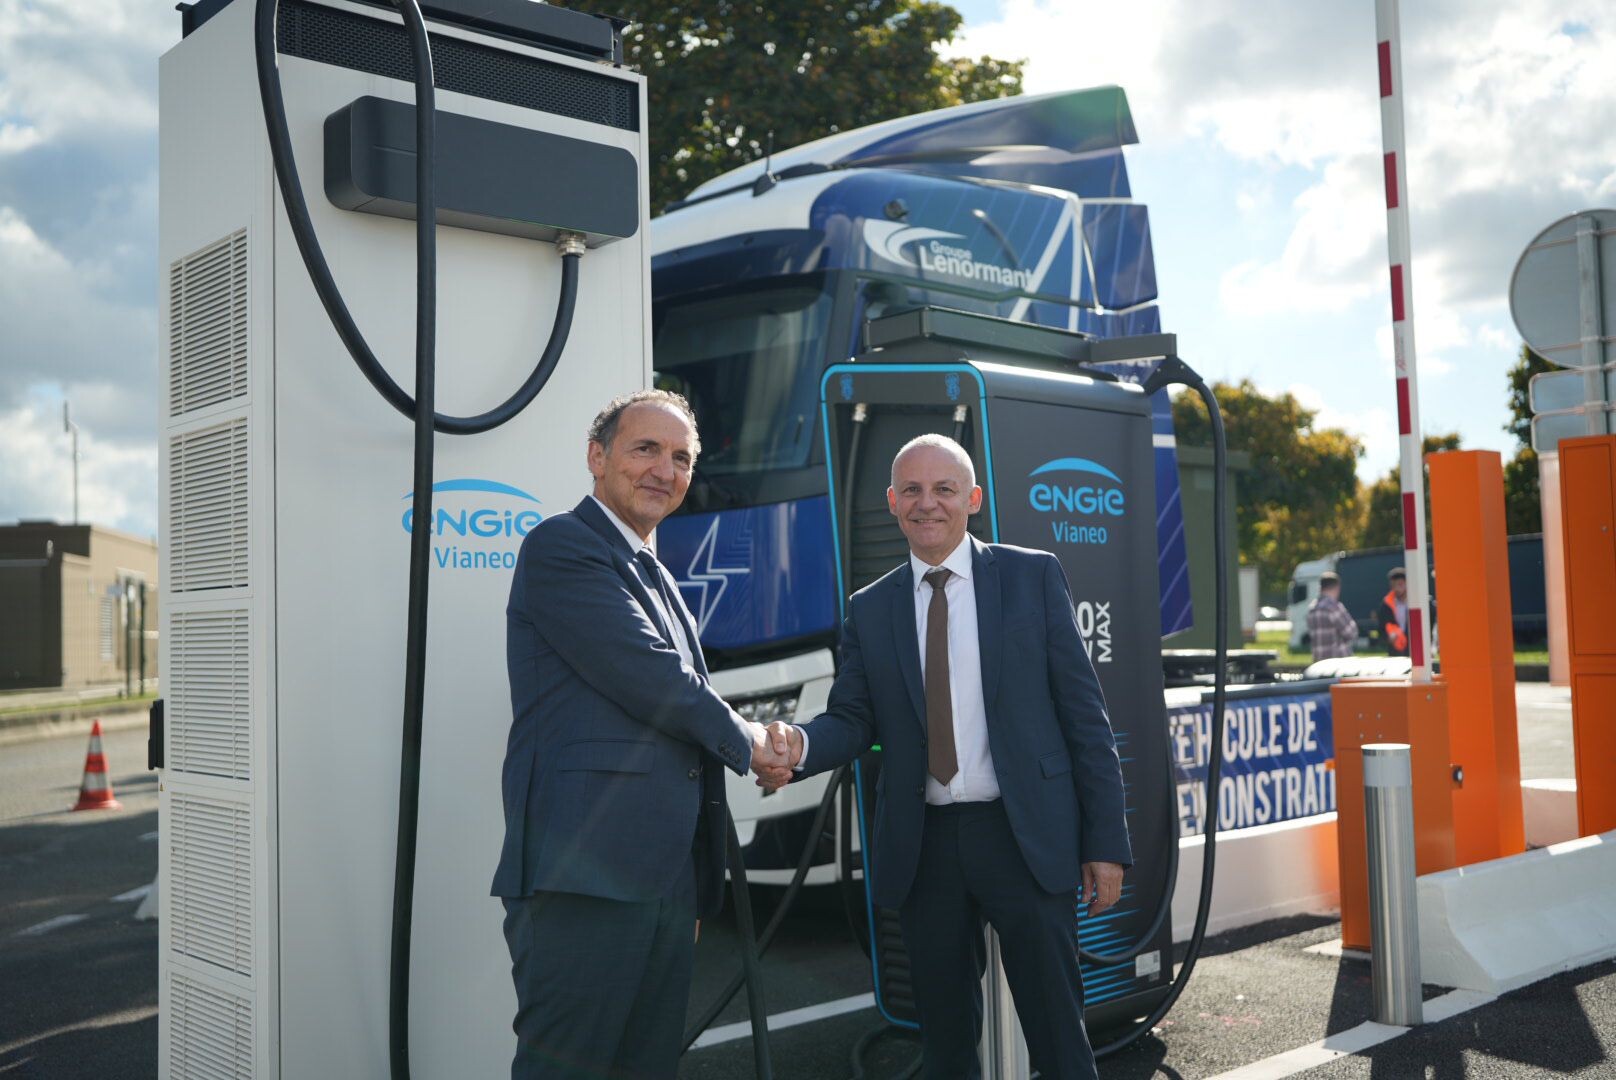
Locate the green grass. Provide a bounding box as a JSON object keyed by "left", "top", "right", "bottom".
{"left": 1248, "top": 628, "right": 1551, "bottom": 669}
{"left": 1250, "top": 628, "right": 1313, "bottom": 667}
{"left": 0, "top": 692, "right": 157, "bottom": 721}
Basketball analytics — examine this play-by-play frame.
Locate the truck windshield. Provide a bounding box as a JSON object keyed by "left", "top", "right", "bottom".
{"left": 653, "top": 277, "right": 831, "bottom": 477}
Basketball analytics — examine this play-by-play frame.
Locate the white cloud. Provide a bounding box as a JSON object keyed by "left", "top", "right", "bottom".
{"left": 0, "top": 0, "right": 172, "bottom": 148}
{"left": 0, "top": 390, "right": 157, "bottom": 535}
{"left": 955, "top": 0, "right": 1613, "bottom": 497}
{"left": 0, "top": 204, "right": 158, "bottom": 437}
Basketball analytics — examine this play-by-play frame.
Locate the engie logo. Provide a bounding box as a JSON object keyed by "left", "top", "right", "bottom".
{"left": 1027, "top": 458, "right": 1125, "bottom": 546}
{"left": 400, "top": 478, "right": 543, "bottom": 571}
{"left": 862, "top": 219, "right": 1035, "bottom": 291}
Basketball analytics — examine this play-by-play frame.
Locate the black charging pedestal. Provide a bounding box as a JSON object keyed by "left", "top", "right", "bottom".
{"left": 822, "top": 307, "right": 1176, "bottom": 1032}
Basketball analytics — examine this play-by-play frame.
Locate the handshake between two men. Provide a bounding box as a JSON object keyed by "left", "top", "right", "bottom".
{"left": 748, "top": 721, "right": 802, "bottom": 790}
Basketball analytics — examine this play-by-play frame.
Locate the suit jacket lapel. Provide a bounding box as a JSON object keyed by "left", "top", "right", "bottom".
{"left": 572, "top": 498, "right": 680, "bottom": 651}
{"left": 889, "top": 563, "right": 927, "bottom": 730}
{"left": 971, "top": 538, "right": 1002, "bottom": 714}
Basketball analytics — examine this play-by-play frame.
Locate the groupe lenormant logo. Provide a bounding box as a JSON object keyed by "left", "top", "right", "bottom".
{"left": 400, "top": 478, "right": 543, "bottom": 571}
{"left": 862, "top": 219, "right": 1035, "bottom": 291}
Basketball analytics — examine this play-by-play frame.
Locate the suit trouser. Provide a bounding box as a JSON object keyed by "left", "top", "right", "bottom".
{"left": 898, "top": 799, "right": 1097, "bottom": 1080}
{"left": 502, "top": 859, "right": 696, "bottom": 1080}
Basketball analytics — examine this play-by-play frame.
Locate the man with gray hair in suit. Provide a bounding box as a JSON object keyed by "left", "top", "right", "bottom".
{"left": 494, "top": 389, "right": 791, "bottom": 1079}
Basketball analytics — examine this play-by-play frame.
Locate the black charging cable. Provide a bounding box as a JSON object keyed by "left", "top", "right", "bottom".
{"left": 254, "top": 0, "right": 581, "bottom": 437}
{"left": 685, "top": 766, "right": 848, "bottom": 1052}
{"left": 252, "top": 1, "right": 584, "bottom": 1076}
{"left": 1087, "top": 357, "right": 1229, "bottom": 1059}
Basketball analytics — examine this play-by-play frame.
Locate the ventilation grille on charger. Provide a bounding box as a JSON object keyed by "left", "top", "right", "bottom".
{"left": 169, "top": 231, "right": 248, "bottom": 416}
{"left": 169, "top": 970, "right": 253, "bottom": 1078}
{"left": 277, "top": 0, "right": 637, "bottom": 131}
{"left": 169, "top": 611, "right": 251, "bottom": 780}
{"left": 169, "top": 421, "right": 250, "bottom": 592}
{"left": 169, "top": 794, "right": 254, "bottom": 977}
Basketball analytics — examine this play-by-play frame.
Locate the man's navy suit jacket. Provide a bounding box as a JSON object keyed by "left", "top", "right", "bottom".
{"left": 493, "top": 497, "right": 753, "bottom": 918}
{"left": 799, "top": 538, "right": 1133, "bottom": 909}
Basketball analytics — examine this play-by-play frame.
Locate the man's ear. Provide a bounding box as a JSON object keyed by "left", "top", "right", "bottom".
{"left": 587, "top": 440, "right": 605, "bottom": 480}
{"left": 967, "top": 485, "right": 984, "bottom": 514}
{"left": 887, "top": 486, "right": 898, "bottom": 517}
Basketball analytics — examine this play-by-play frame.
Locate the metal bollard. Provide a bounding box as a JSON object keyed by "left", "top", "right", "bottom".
{"left": 979, "top": 928, "right": 1029, "bottom": 1079}
{"left": 1363, "top": 743, "right": 1423, "bottom": 1026}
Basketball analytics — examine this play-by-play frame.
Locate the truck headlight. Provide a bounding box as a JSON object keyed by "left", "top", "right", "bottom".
{"left": 732, "top": 690, "right": 800, "bottom": 725}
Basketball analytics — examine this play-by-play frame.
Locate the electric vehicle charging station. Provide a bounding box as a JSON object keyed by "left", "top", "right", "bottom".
{"left": 822, "top": 308, "right": 1190, "bottom": 1038}
{"left": 156, "top": 0, "right": 647, "bottom": 1073}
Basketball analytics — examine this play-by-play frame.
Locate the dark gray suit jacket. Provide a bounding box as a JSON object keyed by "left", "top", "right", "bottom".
{"left": 799, "top": 538, "right": 1132, "bottom": 909}
{"left": 493, "top": 497, "right": 752, "bottom": 917}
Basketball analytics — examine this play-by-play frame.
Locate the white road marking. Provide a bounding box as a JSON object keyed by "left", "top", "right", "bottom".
{"left": 0, "top": 1004, "right": 159, "bottom": 1057}
{"left": 14, "top": 914, "right": 88, "bottom": 938}
{"left": 1203, "top": 988, "right": 1496, "bottom": 1079}
{"left": 1304, "top": 938, "right": 1369, "bottom": 962}
{"left": 112, "top": 885, "right": 152, "bottom": 903}
{"left": 690, "top": 992, "right": 876, "bottom": 1049}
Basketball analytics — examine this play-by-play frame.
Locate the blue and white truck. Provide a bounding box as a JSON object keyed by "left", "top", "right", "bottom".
{"left": 645, "top": 87, "right": 1299, "bottom": 880}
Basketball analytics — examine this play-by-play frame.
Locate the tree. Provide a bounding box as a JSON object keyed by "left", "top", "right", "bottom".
{"left": 566, "top": 1, "right": 1025, "bottom": 210}
{"left": 1172, "top": 380, "right": 1365, "bottom": 596}
{"left": 1502, "top": 345, "right": 1554, "bottom": 533}
{"left": 1359, "top": 433, "right": 1462, "bottom": 549}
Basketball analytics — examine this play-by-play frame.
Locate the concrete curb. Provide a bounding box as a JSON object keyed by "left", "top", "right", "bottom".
{"left": 1419, "top": 828, "right": 1616, "bottom": 995}
{"left": 0, "top": 705, "right": 151, "bottom": 747}
{"left": 1172, "top": 814, "right": 1341, "bottom": 942}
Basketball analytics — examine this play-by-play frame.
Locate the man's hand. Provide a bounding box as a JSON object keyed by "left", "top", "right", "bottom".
{"left": 1081, "top": 861, "right": 1124, "bottom": 916}
{"left": 753, "top": 721, "right": 802, "bottom": 792}
{"left": 748, "top": 721, "right": 793, "bottom": 775}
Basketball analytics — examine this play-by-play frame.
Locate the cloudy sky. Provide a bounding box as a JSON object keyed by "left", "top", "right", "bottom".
{"left": 1, "top": 0, "right": 1611, "bottom": 537}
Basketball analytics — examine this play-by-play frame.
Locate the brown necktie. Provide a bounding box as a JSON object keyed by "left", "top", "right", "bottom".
{"left": 923, "top": 568, "right": 959, "bottom": 785}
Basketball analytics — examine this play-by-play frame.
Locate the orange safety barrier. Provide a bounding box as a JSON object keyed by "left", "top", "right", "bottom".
{"left": 1557, "top": 435, "right": 1616, "bottom": 837}
{"left": 1331, "top": 680, "right": 1459, "bottom": 951}
{"left": 1427, "top": 449, "right": 1525, "bottom": 863}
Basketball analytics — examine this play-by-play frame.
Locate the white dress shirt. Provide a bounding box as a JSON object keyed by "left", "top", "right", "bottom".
{"left": 913, "top": 536, "right": 1000, "bottom": 805}
{"left": 590, "top": 495, "right": 693, "bottom": 668}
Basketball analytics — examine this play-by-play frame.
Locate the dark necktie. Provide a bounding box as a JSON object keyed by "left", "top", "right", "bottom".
{"left": 634, "top": 548, "right": 678, "bottom": 641}
{"left": 923, "top": 568, "right": 959, "bottom": 785}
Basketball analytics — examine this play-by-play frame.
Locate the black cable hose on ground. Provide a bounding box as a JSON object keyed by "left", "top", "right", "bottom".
{"left": 1090, "top": 361, "right": 1230, "bottom": 1059}
{"left": 684, "top": 766, "right": 849, "bottom": 1051}
{"left": 725, "top": 816, "right": 774, "bottom": 1080}
{"left": 253, "top": 0, "right": 581, "bottom": 438}
{"left": 252, "top": 1, "right": 584, "bottom": 1075}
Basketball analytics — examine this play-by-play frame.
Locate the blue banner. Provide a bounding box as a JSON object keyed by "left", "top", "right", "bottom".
{"left": 1168, "top": 689, "right": 1336, "bottom": 837}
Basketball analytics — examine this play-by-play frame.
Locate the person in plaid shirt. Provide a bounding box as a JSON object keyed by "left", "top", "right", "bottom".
{"left": 1307, "top": 571, "right": 1359, "bottom": 661}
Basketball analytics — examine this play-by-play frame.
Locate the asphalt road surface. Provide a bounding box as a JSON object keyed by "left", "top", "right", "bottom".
{"left": 0, "top": 722, "right": 158, "bottom": 1079}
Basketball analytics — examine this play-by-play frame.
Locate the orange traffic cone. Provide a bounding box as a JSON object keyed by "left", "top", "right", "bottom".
{"left": 72, "top": 720, "right": 123, "bottom": 811}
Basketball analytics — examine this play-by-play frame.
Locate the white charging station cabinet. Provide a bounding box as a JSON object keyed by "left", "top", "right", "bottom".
{"left": 157, "top": 0, "right": 648, "bottom": 1073}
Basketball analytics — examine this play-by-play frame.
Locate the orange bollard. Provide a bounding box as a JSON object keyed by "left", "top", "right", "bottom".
{"left": 1427, "top": 449, "right": 1525, "bottom": 863}
{"left": 1557, "top": 435, "right": 1616, "bottom": 837}
{"left": 1331, "top": 680, "right": 1458, "bottom": 951}
{"left": 72, "top": 719, "right": 123, "bottom": 812}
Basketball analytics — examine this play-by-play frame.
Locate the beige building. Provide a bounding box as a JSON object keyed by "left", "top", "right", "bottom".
{"left": 0, "top": 521, "right": 161, "bottom": 691}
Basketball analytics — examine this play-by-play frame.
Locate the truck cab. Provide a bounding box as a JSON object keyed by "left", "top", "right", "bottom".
{"left": 648, "top": 87, "right": 1194, "bottom": 879}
